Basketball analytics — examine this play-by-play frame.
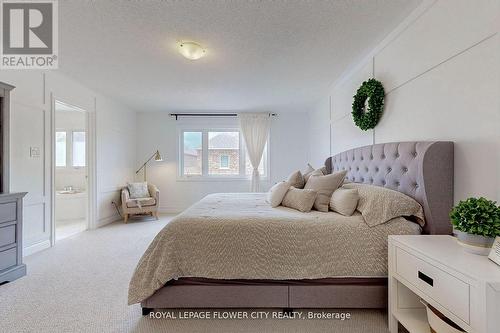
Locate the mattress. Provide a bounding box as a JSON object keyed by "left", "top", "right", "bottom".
{"left": 129, "top": 193, "right": 421, "bottom": 304}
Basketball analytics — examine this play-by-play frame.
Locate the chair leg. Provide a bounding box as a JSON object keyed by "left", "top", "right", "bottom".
{"left": 124, "top": 214, "right": 128, "bottom": 223}
{"left": 155, "top": 211, "right": 159, "bottom": 220}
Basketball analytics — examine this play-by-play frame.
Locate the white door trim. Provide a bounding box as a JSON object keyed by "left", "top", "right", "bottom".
{"left": 49, "top": 96, "right": 97, "bottom": 246}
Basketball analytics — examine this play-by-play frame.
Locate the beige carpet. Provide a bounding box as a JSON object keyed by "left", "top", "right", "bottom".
{"left": 0, "top": 215, "right": 390, "bottom": 333}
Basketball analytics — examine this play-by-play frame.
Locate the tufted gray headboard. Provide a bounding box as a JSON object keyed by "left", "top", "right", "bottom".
{"left": 325, "top": 141, "right": 454, "bottom": 235}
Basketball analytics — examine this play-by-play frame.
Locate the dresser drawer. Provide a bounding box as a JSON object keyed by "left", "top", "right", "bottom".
{"left": 0, "top": 202, "right": 17, "bottom": 224}
{"left": 0, "top": 247, "right": 17, "bottom": 271}
{"left": 0, "top": 224, "right": 16, "bottom": 247}
{"left": 396, "top": 247, "right": 470, "bottom": 323}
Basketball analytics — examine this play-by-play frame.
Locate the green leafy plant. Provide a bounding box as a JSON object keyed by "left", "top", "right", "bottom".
{"left": 450, "top": 197, "right": 500, "bottom": 238}
{"left": 352, "top": 78, "right": 385, "bottom": 131}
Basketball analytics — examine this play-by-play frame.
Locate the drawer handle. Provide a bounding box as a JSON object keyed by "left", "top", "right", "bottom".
{"left": 418, "top": 271, "right": 433, "bottom": 286}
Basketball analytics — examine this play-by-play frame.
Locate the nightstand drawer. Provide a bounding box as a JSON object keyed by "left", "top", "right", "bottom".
{"left": 0, "top": 224, "right": 16, "bottom": 248}
{"left": 396, "top": 247, "right": 470, "bottom": 323}
{"left": 0, "top": 247, "right": 17, "bottom": 271}
{"left": 0, "top": 202, "right": 16, "bottom": 224}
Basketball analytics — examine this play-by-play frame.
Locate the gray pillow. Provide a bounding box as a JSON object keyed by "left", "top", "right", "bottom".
{"left": 330, "top": 188, "right": 359, "bottom": 216}
{"left": 127, "top": 182, "right": 150, "bottom": 199}
{"left": 266, "top": 181, "right": 290, "bottom": 207}
{"left": 304, "top": 170, "right": 347, "bottom": 212}
{"left": 342, "top": 183, "right": 425, "bottom": 226}
{"left": 282, "top": 187, "right": 317, "bottom": 212}
{"left": 286, "top": 170, "right": 305, "bottom": 189}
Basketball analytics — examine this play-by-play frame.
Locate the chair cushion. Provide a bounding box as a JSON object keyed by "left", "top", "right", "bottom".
{"left": 127, "top": 182, "right": 150, "bottom": 199}
{"left": 126, "top": 197, "right": 156, "bottom": 208}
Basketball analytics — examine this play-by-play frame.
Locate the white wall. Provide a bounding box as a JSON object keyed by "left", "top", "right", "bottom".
{"left": 95, "top": 95, "right": 137, "bottom": 227}
{"left": 136, "top": 112, "right": 310, "bottom": 212}
{"left": 0, "top": 70, "right": 137, "bottom": 255}
{"left": 308, "top": 0, "right": 500, "bottom": 203}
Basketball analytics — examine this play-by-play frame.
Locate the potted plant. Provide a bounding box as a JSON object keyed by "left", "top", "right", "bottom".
{"left": 450, "top": 197, "right": 500, "bottom": 255}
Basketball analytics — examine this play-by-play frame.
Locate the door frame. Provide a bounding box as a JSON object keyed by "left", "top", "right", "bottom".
{"left": 50, "top": 96, "right": 97, "bottom": 246}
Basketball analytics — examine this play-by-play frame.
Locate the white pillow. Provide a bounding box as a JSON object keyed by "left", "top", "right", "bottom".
{"left": 127, "top": 182, "right": 150, "bottom": 199}
{"left": 330, "top": 188, "right": 359, "bottom": 216}
{"left": 282, "top": 187, "right": 317, "bottom": 212}
{"left": 304, "top": 170, "right": 347, "bottom": 212}
{"left": 266, "top": 181, "right": 290, "bottom": 207}
{"left": 342, "top": 183, "right": 425, "bottom": 226}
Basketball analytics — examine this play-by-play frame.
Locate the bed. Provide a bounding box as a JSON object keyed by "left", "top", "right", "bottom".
{"left": 129, "top": 141, "right": 454, "bottom": 314}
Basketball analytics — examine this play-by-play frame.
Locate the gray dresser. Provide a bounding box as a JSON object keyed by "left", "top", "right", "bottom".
{"left": 0, "top": 192, "right": 27, "bottom": 284}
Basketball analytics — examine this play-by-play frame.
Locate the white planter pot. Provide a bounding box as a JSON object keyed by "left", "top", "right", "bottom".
{"left": 455, "top": 230, "right": 495, "bottom": 256}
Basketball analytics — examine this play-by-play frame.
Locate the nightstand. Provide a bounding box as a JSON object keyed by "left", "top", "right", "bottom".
{"left": 388, "top": 235, "right": 500, "bottom": 333}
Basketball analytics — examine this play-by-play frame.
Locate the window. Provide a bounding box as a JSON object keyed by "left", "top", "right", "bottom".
{"left": 72, "top": 131, "right": 86, "bottom": 167}
{"left": 209, "top": 131, "right": 239, "bottom": 175}
{"left": 183, "top": 131, "right": 202, "bottom": 175}
{"left": 220, "top": 155, "right": 229, "bottom": 169}
{"left": 55, "top": 131, "right": 67, "bottom": 167}
{"left": 179, "top": 129, "right": 268, "bottom": 179}
{"left": 56, "top": 130, "right": 86, "bottom": 168}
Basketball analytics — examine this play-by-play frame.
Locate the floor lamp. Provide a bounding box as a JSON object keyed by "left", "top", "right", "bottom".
{"left": 136, "top": 150, "right": 162, "bottom": 181}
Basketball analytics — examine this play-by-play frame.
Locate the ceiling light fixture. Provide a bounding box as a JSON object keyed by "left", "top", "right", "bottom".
{"left": 177, "top": 41, "right": 206, "bottom": 60}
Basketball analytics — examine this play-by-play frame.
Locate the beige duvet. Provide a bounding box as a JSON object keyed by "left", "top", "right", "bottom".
{"left": 128, "top": 193, "right": 421, "bottom": 304}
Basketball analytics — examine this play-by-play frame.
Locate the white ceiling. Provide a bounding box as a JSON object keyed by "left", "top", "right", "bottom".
{"left": 59, "top": 0, "right": 421, "bottom": 113}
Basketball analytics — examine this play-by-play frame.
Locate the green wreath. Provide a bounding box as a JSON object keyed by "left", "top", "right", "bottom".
{"left": 351, "top": 78, "right": 385, "bottom": 130}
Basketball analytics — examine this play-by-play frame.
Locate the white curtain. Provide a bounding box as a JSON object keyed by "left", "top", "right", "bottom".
{"left": 239, "top": 112, "right": 271, "bottom": 192}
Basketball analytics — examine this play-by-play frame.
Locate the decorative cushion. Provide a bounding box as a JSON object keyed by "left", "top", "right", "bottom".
{"left": 281, "top": 187, "right": 317, "bottom": 212}
{"left": 266, "top": 181, "right": 290, "bottom": 207}
{"left": 330, "top": 188, "right": 359, "bottom": 216}
{"left": 126, "top": 197, "right": 156, "bottom": 208}
{"left": 310, "top": 169, "right": 324, "bottom": 177}
{"left": 127, "top": 182, "right": 150, "bottom": 199}
{"left": 304, "top": 170, "right": 347, "bottom": 212}
{"left": 286, "top": 170, "right": 305, "bottom": 189}
{"left": 342, "top": 183, "right": 425, "bottom": 227}
{"left": 302, "top": 164, "right": 315, "bottom": 182}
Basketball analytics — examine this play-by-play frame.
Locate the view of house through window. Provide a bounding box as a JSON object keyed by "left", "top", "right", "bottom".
{"left": 181, "top": 129, "right": 267, "bottom": 178}
{"left": 209, "top": 131, "right": 239, "bottom": 175}
{"left": 183, "top": 131, "right": 202, "bottom": 175}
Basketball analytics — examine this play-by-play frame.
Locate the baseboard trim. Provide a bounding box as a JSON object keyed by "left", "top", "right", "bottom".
{"left": 24, "top": 240, "right": 51, "bottom": 257}
{"left": 97, "top": 213, "right": 123, "bottom": 228}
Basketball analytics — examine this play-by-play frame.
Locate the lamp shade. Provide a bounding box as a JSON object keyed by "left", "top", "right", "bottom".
{"left": 154, "top": 150, "right": 162, "bottom": 161}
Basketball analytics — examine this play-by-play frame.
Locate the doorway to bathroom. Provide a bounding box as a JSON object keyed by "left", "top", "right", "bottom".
{"left": 53, "top": 101, "right": 89, "bottom": 241}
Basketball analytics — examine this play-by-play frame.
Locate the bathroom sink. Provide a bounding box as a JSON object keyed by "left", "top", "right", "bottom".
{"left": 58, "top": 190, "right": 81, "bottom": 194}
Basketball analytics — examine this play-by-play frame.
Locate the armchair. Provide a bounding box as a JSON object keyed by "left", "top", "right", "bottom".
{"left": 121, "top": 184, "right": 160, "bottom": 223}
